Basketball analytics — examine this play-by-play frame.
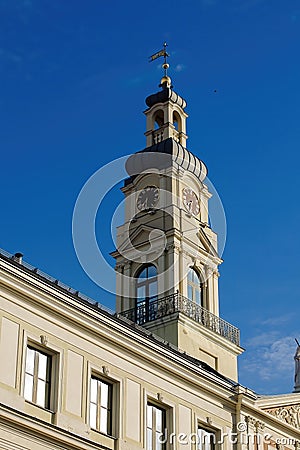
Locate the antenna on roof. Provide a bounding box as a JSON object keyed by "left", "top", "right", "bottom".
{"left": 295, "top": 338, "right": 300, "bottom": 347}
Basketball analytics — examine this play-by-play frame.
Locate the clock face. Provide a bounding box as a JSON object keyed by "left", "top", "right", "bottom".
{"left": 182, "top": 187, "right": 200, "bottom": 216}
{"left": 137, "top": 186, "right": 159, "bottom": 210}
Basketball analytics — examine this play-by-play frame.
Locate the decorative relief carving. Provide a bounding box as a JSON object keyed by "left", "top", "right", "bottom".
{"left": 165, "top": 243, "right": 176, "bottom": 252}
{"left": 40, "top": 335, "right": 48, "bottom": 346}
{"left": 102, "top": 365, "right": 110, "bottom": 375}
{"left": 165, "top": 243, "right": 181, "bottom": 254}
{"left": 256, "top": 420, "right": 265, "bottom": 431}
{"left": 264, "top": 404, "right": 300, "bottom": 429}
{"left": 205, "top": 266, "right": 214, "bottom": 277}
{"left": 245, "top": 416, "right": 265, "bottom": 430}
{"left": 246, "top": 416, "right": 257, "bottom": 428}
{"left": 157, "top": 392, "right": 164, "bottom": 402}
{"left": 245, "top": 416, "right": 265, "bottom": 431}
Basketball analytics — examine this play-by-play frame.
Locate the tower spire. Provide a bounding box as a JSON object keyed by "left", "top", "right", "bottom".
{"left": 144, "top": 43, "right": 188, "bottom": 146}
{"left": 162, "top": 42, "right": 169, "bottom": 75}
{"left": 149, "top": 43, "right": 172, "bottom": 88}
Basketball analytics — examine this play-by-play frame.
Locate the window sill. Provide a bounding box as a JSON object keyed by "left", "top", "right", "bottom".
{"left": 90, "top": 427, "right": 117, "bottom": 440}
{"left": 24, "top": 400, "right": 55, "bottom": 423}
{"left": 89, "top": 429, "right": 117, "bottom": 450}
{"left": 25, "top": 400, "right": 55, "bottom": 414}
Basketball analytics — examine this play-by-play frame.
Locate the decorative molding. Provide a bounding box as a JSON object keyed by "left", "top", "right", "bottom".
{"left": 102, "top": 365, "right": 110, "bottom": 376}
{"left": 124, "top": 260, "right": 132, "bottom": 269}
{"left": 206, "top": 265, "right": 218, "bottom": 278}
{"left": 256, "top": 420, "right": 265, "bottom": 431}
{"left": 206, "top": 416, "right": 213, "bottom": 425}
{"left": 165, "top": 243, "right": 181, "bottom": 254}
{"left": 245, "top": 416, "right": 265, "bottom": 431}
{"left": 205, "top": 266, "right": 214, "bottom": 277}
{"left": 246, "top": 416, "right": 257, "bottom": 428}
{"left": 165, "top": 243, "right": 175, "bottom": 252}
{"left": 157, "top": 392, "right": 164, "bottom": 402}
{"left": 264, "top": 404, "right": 300, "bottom": 429}
{"left": 177, "top": 166, "right": 185, "bottom": 178}
{"left": 0, "top": 438, "right": 29, "bottom": 450}
{"left": 40, "top": 335, "right": 48, "bottom": 346}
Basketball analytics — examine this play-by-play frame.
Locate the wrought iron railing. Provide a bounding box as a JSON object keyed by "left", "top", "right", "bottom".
{"left": 119, "top": 292, "right": 240, "bottom": 346}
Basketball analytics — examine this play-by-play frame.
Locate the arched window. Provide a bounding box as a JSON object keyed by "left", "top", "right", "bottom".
{"left": 187, "top": 268, "right": 203, "bottom": 306}
{"left": 173, "top": 111, "right": 181, "bottom": 131}
{"left": 153, "top": 110, "right": 164, "bottom": 129}
{"left": 136, "top": 264, "right": 157, "bottom": 303}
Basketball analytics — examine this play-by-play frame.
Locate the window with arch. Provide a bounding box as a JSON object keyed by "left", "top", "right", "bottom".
{"left": 136, "top": 264, "right": 158, "bottom": 303}
{"left": 173, "top": 111, "right": 181, "bottom": 131}
{"left": 187, "top": 268, "right": 203, "bottom": 306}
{"left": 153, "top": 110, "right": 164, "bottom": 130}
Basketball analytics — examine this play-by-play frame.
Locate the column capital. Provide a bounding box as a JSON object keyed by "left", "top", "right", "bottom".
{"left": 165, "top": 243, "right": 181, "bottom": 254}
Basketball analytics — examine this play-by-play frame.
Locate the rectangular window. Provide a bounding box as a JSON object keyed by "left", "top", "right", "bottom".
{"left": 198, "top": 426, "right": 216, "bottom": 450}
{"left": 90, "top": 376, "right": 112, "bottom": 435}
{"left": 24, "top": 346, "right": 52, "bottom": 409}
{"left": 147, "top": 403, "right": 166, "bottom": 450}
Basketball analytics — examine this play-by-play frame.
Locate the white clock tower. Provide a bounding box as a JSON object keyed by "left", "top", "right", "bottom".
{"left": 111, "top": 61, "right": 243, "bottom": 381}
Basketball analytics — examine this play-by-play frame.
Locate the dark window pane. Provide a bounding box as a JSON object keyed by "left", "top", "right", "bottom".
{"left": 139, "top": 268, "right": 148, "bottom": 279}
{"left": 147, "top": 265, "right": 157, "bottom": 278}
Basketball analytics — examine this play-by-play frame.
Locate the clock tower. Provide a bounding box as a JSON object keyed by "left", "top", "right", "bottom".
{"left": 111, "top": 61, "right": 243, "bottom": 381}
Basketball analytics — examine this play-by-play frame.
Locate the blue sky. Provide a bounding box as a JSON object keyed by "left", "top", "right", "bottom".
{"left": 1, "top": 0, "right": 300, "bottom": 395}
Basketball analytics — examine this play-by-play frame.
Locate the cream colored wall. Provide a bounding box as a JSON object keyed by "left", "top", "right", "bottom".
{"left": 144, "top": 317, "right": 179, "bottom": 347}
{"left": 0, "top": 316, "right": 19, "bottom": 388}
{"left": 177, "top": 317, "right": 240, "bottom": 381}
{"left": 125, "top": 379, "right": 141, "bottom": 443}
{"left": 0, "top": 265, "right": 299, "bottom": 450}
{"left": 65, "top": 349, "right": 84, "bottom": 416}
{"left": 113, "top": 161, "right": 240, "bottom": 385}
{"left": 145, "top": 313, "right": 241, "bottom": 381}
{"left": 115, "top": 168, "right": 221, "bottom": 312}
{"left": 0, "top": 266, "right": 237, "bottom": 450}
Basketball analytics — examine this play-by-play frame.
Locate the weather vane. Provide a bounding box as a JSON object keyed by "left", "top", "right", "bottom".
{"left": 149, "top": 42, "right": 170, "bottom": 77}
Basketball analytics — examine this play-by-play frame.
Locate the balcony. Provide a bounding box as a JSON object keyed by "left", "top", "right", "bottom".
{"left": 119, "top": 292, "right": 240, "bottom": 346}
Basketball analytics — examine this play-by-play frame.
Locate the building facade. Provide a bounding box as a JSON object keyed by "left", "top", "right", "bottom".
{"left": 1, "top": 67, "right": 300, "bottom": 450}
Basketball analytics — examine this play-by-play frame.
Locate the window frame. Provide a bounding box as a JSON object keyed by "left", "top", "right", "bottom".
{"left": 22, "top": 340, "right": 59, "bottom": 413}
{"left": 197, "top": 424, "right": 217, "bottom": 450}
{"left": 135, "top": 264, "right": 158, "bottom": 323}
{"left": 146, "top": 401, "right": 167, "bottom": 450}
{"left": 187, "top": 267, "right": 204, "bottom": 307}
{"left": 136, "top": 264, "right": 158, "bottom": 302}
{"left": 24, "top": 345, "right": 52, "bottom": 409}
{"left": 89, "top": 374, "right": 113, "bottom": 436}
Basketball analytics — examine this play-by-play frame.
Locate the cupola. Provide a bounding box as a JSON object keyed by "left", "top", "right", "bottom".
{"left": 144, "top": 64, "right": 188, "bottom": 147}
